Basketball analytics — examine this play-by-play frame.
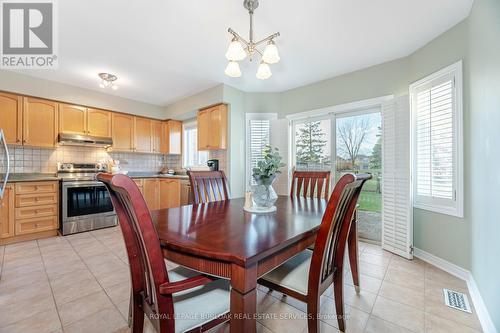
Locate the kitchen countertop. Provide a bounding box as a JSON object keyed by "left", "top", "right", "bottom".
{"left": 6, "top": 173, "right": 59, "bottom": 182}
{"left": 127, "top": 172, "right": 189, "bottom": 180}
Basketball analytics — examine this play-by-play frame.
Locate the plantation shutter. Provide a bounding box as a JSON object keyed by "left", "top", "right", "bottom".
{"left": 381, "top": 96, "right": 413, "bottom": 259}
{"left": 246, "top": 114, "right": 277, "bottom": 187}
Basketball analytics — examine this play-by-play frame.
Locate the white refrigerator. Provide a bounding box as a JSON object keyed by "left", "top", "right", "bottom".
{"left": 0, "top": 129, "right": 11, "bottom": 199}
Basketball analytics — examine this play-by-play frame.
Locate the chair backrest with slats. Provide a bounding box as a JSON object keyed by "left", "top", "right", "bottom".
{"left": 188, "top": 170, "right": 230, "bottom": 204}
{"left": 96, "top": 173, "right": 174, "bottom": 331}
{"left": 308, "top": 173, "right": 371, "bottom": 293}
{"left": 290, "top": 170, "right": 331, "bottom": 199}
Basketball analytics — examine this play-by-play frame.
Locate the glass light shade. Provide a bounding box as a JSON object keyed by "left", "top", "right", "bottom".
{"left": 262, "top": 41, "right": 280, "bottom": 64}
{"left": 225, "top": 61, "right": 242, "bottom": 77}
{"left": 225, "top": 39, "right": 247, "bottom": 61}
{"left": 256, "top": 62, "right": 272, "bottom": 80}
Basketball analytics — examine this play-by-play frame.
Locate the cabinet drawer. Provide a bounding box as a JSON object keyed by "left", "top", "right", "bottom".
{"left": 15, "top": 215, "right": 58, "bottom": 236}
{"left": 133, "top": 179, "right": 144, "bottom": 187}
{"left": 15, "top": 193, "right": 58, "bottom": 207}
{"left": 15, "top": 181, "right": 58, "bottom": 194}
{"left": 15, "top": 204, "right": 58, "bottom": 220}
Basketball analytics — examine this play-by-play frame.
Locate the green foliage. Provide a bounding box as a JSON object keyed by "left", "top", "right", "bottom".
{"left": 252, "top": 145, "right": 286, "bottom": 185}
{"left": 296, "top": 121, "right": 327, "bottom": 163}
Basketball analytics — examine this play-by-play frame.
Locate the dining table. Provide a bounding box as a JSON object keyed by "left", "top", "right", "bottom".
{"left": 150, "top": 195, "right": 360, "bottom": 333}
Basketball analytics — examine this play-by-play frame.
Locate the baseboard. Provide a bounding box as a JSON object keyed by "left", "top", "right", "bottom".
{"left": 414, "top": 248, "right": 497, "bottom": 333}
{"left": 413, "top": 247, "right": 469, "bottom": 280}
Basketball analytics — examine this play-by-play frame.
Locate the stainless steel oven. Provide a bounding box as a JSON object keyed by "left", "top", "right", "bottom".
{"left": 58, "top": 163, "right": 117, "bottom": 235}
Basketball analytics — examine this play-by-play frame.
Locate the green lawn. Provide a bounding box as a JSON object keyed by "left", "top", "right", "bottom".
{"left": 358, "top": 191, "right": 382, "bottom": 212}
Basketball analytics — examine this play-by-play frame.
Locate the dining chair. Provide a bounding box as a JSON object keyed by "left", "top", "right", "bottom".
{"left": 97, "top": 173, "right": 230, "bottom": 333}
{"left": 290, "top": 170, "right": 331, "bottom": 199}
{"left": 187, "top": 170, "right": 230, "bottom": 204}
{"left": 259, "top": 173, "right": 372, "bottom": 333}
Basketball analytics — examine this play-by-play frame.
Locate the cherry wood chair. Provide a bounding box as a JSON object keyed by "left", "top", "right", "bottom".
{"left": 290, "top": 170, "right": 331, "bottom": 199}
{"left": 97, "top": 173, "right": 230, "bottom": 333}
{"left": 259, "top": 173, "right": 372, "bottom": 333}
{"left": 187, "top": 170, "right": 230, "bottom": 204}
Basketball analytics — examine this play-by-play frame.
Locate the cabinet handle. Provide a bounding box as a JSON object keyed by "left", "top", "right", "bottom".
{"left": 16, "top": 139, "right": 21, "bottom": 143}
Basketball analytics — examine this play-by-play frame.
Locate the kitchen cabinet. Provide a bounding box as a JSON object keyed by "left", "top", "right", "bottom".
{"left": 59, "top": 104, "right": 112, "bottom": 137}
{"left": 197, "top": 104, "right": 227, "bottom": 150}
{"left": 143, "top": 179, "right": 160, "bottom": 210}
{"left": 159, "top": 179, "right": 180, "bottom": 209}
{"left": 59, "top": 103, "right": 87, "bottom": 135}
{"left": 87, "top": 108, "right": 112, "bottom": 137}
{"left": 134, "top": 117, "right": 153, "bottom": 153}
{"left": 112, "top": 113, "right": 135, "bottom": 151}
{"left": 23, "top": 97, "right": 58, "bottom": 148}
{"left": 0, "top": 185, "right": 15, "bottom": 239}
{"left": 152, "top": 120, "right": 163, "bottom": 153}
{"left": 163, "top": 120, "right": 182, "bottom": 154}
{"left": 0, "top": 92, "right": 23, "bottom": 145}
{"left": 180, "top": 179, "right": 191, "bottom": 205}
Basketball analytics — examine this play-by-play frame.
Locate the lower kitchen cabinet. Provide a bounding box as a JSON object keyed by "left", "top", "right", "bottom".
{"left": 0, "top": 185, "right": 15, "bottom": 239}
{"left": 159, "top": 179, "right": 180, "bottom": 209}
{"left": 0, "top": 181, "right": 59, "bottom": 245}
{"left": 143, "top": 179, "right": 160, "bottom": 211}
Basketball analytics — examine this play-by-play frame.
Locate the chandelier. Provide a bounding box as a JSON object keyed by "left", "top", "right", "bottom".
{"left": 225, "top": 0, "right": 280, "bottom": 80}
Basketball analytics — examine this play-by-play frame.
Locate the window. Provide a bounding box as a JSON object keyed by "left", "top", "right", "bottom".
{"left": 246, "top": 113, "right": 277, "bottom": 186}
{"left": 292, "top": 117, "right": 332, "bottom": 171}
{"left": 182, "top": 121, "right": 209, "bottom": 168}
{"left": 410, "top": 61, "right": 463, "bottom": 217}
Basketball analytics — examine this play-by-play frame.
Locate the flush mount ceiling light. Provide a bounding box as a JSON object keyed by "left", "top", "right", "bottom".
{"left": 225, "top": 0, "right": 280, "bottom": 80}
{"left": 98, "top": 72, "right": 118, "bottom": 90}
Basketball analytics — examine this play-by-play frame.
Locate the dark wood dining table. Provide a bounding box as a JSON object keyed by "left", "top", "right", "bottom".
{"left": 150, "top": 195, "right": 359, "bottom": 332}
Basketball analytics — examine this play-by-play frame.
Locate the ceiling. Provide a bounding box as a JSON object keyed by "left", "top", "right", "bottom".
{"left": 18, "top": 0, "right": 473, "bottom": 106}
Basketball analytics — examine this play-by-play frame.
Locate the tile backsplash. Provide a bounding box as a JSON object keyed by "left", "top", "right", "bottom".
{"left": 5, "top": 145, "right": 176, "bottom": 174}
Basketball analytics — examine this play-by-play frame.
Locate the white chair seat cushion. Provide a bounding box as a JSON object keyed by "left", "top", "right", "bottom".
{"left": 260, "top": 250, "right": 312, "bottom": 295}
{"left": 169, "top": 266, "right": 230, "bottom": 333}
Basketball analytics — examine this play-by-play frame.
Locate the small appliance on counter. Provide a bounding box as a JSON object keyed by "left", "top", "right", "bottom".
{"left": 207, "top": 159, "right": 219, "bottom": 171}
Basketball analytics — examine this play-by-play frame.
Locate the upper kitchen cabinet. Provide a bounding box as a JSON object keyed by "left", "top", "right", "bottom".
{"left": 152, "top": 120, "right": 163, "bottom": 154}
{"left": 23, "top": 97, "right": 58, "bottom": 148}
{"left": 59, "top": 105, "right": 112, "bottom": 137}
{"left": 163, "top": 120, "right": 182, "bottom": 154}
{"left": 0, "top": 92, "right": 23, "bottom": 145}
{"left": 112, "top": 113, "right": 134, "bottom": 151}
{"left": 87, "top": 109, "right": 111, "bottom": 137}
{"left": 134, "top": 117, "right": 153, "bottom": 153}
{"left": 59, "top": 103, "right": 87, "bottom": 135}
{"left": 197, "top": 104, "right": 227, "bottom": 150}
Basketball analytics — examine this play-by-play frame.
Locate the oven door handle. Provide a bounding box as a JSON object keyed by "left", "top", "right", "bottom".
{"left": 62, "top": 181, "right": 105, "bottom": 188}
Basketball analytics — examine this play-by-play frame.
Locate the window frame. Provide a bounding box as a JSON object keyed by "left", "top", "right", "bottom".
{"left": 182, "top": 120, "right": 209, "bottom": 169}
{"left": 410, "top": 60, "right": 464, "bottom": 218}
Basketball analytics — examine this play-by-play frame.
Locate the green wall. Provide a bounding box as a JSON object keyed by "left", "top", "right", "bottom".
{"left": 468, "top": 0, "right": 500, "bottom": 329}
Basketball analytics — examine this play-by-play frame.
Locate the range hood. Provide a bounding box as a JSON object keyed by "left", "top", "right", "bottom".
{"left": 58, "top": 133, "right": 113, "bottom": 148}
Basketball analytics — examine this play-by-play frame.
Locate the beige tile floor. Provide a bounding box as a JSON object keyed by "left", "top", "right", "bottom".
{"left": 0, "top": 227, "right": 482, "bottom": 333}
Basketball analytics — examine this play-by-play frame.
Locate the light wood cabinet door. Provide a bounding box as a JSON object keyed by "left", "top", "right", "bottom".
{"left": 23, "top": 97, "right": 58, "bottom": 148}
{"left": 59, "top": 103, "right": 87, "bottom": 135}
{"left": 166, "top": 120, "right": 182, "bottom": 155}
{"left": 197, "top": 104, "right": 227, "bottom": 150}
{"left": 0, "top": 185, "right": 15, "bottom": 239}
{"left": 197, "top": 109, "right": 210, "bottom": 150}
{"left": 87, "top": 109, "right": 111, "bottom": 137}
{"left": 152, "top": 120, "right": 163, "bottom": 153}
{"left": 0, "top": 92, "right": 23, "bottom": 145}
{"left": 143, "top": 179, "right": 159, "bottom": 210}
{"left": 159, "top": 179, "right": 180, "bottom": 209}
{"left": 112, "top": 113, "right": 134, "bottom": 151}
{"left": 134, "top": 117, "right": 153, "bottom": 153}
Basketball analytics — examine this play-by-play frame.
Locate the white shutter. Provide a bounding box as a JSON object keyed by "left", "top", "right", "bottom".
{"left": 270, "top": 119, "right": 289, "bottom": 195}
{"left": 245, "top": 113, "right": 278, "bottom": 187}
{"left": 411, "top": 61, "right": 463, "bottom": 218}
{"left": 381, "top": 96, "right": 413, "bottom": 259}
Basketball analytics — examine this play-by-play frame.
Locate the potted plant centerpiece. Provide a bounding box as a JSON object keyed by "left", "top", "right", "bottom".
{"left": 250, "top": 146, "right": 285, "bottom": 211}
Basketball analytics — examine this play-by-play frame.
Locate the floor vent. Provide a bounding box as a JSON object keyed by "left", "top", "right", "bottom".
{"left": 443, "top": 289, "right": 472, "bottom": 313}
